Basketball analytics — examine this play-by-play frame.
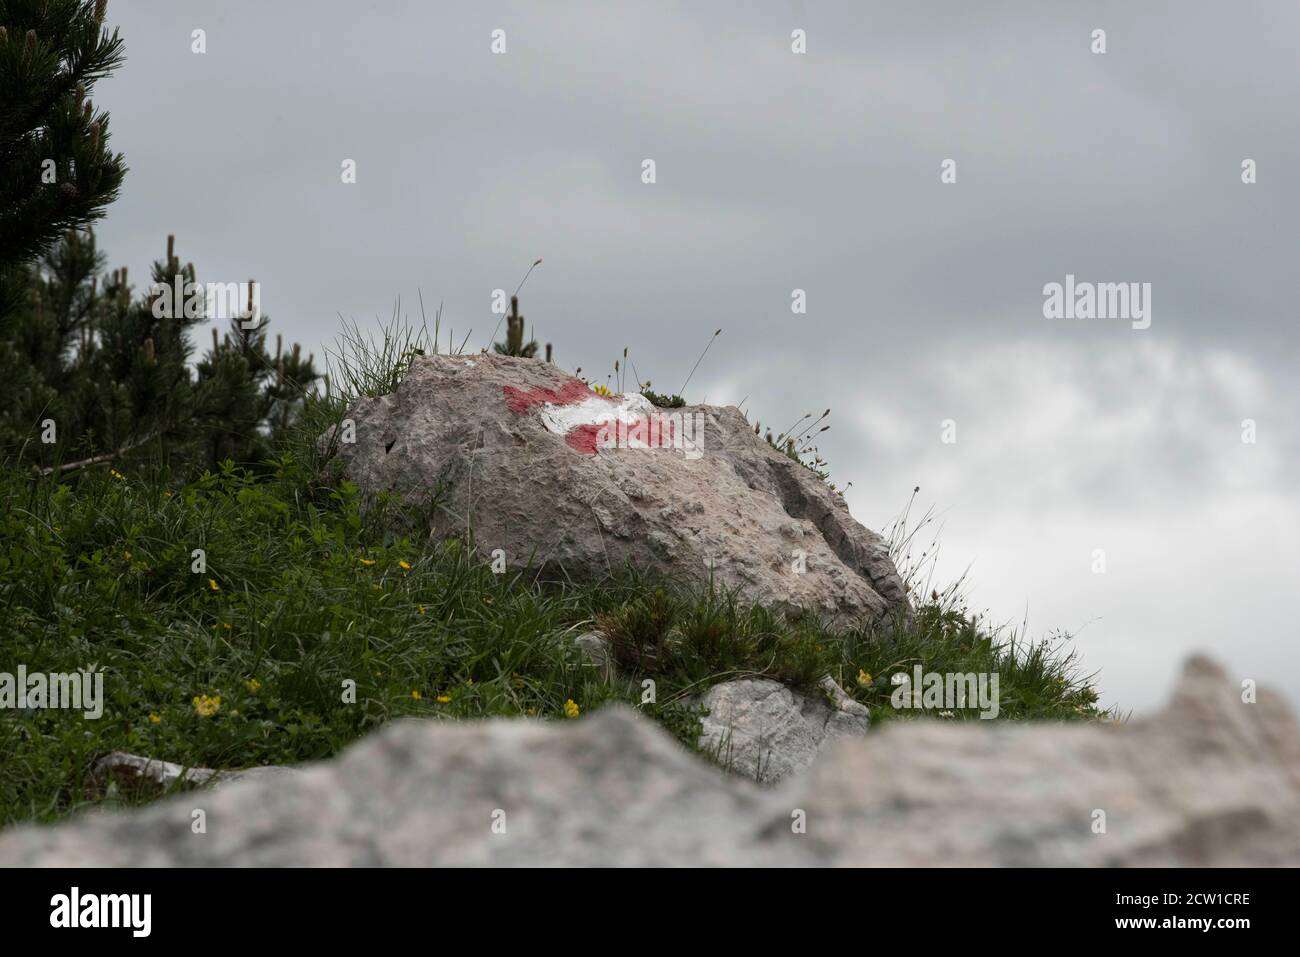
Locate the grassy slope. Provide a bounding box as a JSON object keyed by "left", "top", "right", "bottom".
{"left": 0, "top": 446, "right": 1108, "bottom": 826}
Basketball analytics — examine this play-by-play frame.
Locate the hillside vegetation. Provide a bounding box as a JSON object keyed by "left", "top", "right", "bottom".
{"left": 0, "top": 414, "right": 1107, "bottom": 825}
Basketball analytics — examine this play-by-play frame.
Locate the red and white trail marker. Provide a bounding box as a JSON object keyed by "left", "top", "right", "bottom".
{"left": 502, "top": 382, "right": 668, "bottom": 455}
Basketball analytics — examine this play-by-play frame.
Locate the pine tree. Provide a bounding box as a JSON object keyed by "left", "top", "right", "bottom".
{"left": 492, "top": 295, "right": 538, "bottom": 358}
{"left": 83, "top": 234, "right": 203, "bottom": 462}
{"left": 194, "top": 286, "right": 320, "bottom": 469}
{"left": 0, "top": 3, "right": 321, "bottom": 475}
{"left": 0, "top": 228, "right": 103, "bottom": 454}
{"left": 0, "top": 0, "right": 128, "bottom": 318}
{"left": 0, "top": 230, "right": 321, "bottom": 474}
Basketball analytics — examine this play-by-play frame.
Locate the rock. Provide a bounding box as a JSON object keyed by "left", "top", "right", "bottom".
{"left": 2, "top": 657, "right": 1296, "bottom": 866}
{"left": 325, "top": 353, "right": 907, "bottom": 628}
{"left": 3, "top": 707, "right": 783, "bottom": 867}
{"left": 573, "top": 630, "right": 614, "bottom": 681}
{"left": 90, "top": 752, "right": 220, "bottom": 793}
{"left": 798, "top": 655, "right": 1300, "bottom": 866}
{"left": 694, "top": 677, "right": 870, "bottom": 783}
{"left": 86, "top": 752, "right": 295, "bottom": 800}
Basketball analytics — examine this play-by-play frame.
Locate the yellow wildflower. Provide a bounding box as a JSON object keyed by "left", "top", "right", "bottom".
{"left": 359, "top": 558, "right": 376, "bottom": 567}
{"left": 148, "top": 712, "right": 161, "bottom": 724}
{"left": 564, "top": 699, "right": 580, "bottom": 719}
{"left": 398, "top": 560, "right": 411, "bottom": 571}
{"left": 245, "top": 678, "right": 262, "bottom": 692}
{"left": 109, "top": 468, "right": 125, "bottom": 480}
{"left": 411, "top": 690, "right": 422, "bottom": 700}
{"left": 593, "top": 383, "right": 612, "bottom": 397}
{"left": 856, "top": 669, "right": 872, "bottom": 687}
{"left": 207, "top": 578, "right": 219, "bottom": 591}
{"left": 192, "top": 694, "right": 221, "bottom": 718}
{"left": 436, "top": 695, "right": 451, "bottom": 704}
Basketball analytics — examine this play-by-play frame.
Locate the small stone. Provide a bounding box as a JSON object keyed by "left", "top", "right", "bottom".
{"left": 693, "top": 677, "right": 870, "bottom": 784}
{"left": 574, "top": 630, "right": 614, "bottom": 680}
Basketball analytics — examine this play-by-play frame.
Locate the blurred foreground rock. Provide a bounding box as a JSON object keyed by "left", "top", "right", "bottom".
{"left": 1, "top": 656, "right": 1296, "bottom": 866}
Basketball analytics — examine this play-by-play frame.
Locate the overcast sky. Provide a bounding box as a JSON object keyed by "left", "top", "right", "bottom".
{"left": 92, "top": 1, "right": 1299, "bottom": 714}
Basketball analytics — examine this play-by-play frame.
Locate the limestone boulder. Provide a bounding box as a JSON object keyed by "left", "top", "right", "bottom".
{"left": 325, "top": 353, "right": 907, "bottom": 627}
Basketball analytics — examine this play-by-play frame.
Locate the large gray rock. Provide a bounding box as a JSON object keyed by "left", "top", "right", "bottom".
{"left": 2, "top": 656, "right": 1296, "bottom": 866}
{"left": 326, "top": 353, "right": 907, "bottom": 627}
{"left": 695, "top": 677, "right": 871, "bottom": 784}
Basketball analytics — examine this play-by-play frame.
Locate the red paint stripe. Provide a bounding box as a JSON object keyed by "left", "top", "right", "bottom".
{"left": 565, "top": 423, "right": 604, "bottom": 455}
{"left": 502, "top": 380, "right": 603, "bottom": 414}
{"left": 564, "top": 416, "right": 678, "bottom": 455}
{"left": 503, "top": 383, "right": 678, "bottom": 457}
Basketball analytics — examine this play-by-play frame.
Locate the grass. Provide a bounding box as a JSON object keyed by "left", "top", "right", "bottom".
{"left": 325, "top": 295, "right": 451, "bottom": 402}
{"left": 639, "top": 388, "right": 686, "bottom": 409}
{"left": 0, "top": 446, "right": 1108, "bottom": 827}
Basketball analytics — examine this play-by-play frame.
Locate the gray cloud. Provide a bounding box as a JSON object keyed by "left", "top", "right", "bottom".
{"left": 91, "top": 1, "right": 1299, "bottom": 711}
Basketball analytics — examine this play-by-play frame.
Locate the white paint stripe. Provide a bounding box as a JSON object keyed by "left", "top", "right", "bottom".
{"left": 537, "top": 393, "right": 654, "bottom": 435}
